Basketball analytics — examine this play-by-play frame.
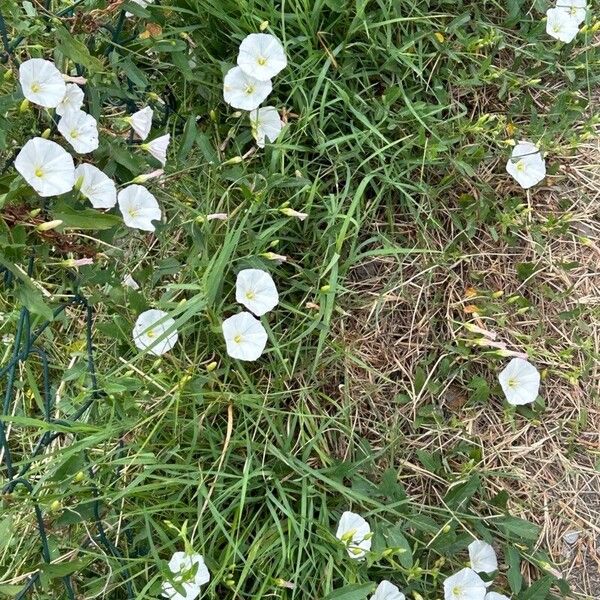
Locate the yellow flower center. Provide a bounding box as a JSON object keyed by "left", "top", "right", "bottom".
{"left": 244, "top": 84, "right": 256, "bottom": 95}
{"left": 233, "top": 334, "right": 243, "bottom": 344}
{"left": 34, "top": 167, "right": 44, "bottom": 178}
{"left": 128, "top": 207, "right": 139, "bottom": 218}
{"left": 507, "top": 377, "right": 518, "bottom": 388}
{"left": 146, "top": 328, "right": 156, "bottom": 339}
{"left": 515, "top": 160, "right": 526, "bottom": 172}
{"left": 30, "top": 82, "right": 41, "bottom": 93}
{"left": 257, "top": 56, "right": 267, "bottom": 66}
{"left": 70, "top": 129, "right": 79, "bottom": 139}
{"left": 452, "top": 587, "right": 461, "bottom": 596}
{"left": 553, "top": 24, "right": 562, "bottom": 32}
{"left": 245, "top": 290, "right": 256, "bottom": 300}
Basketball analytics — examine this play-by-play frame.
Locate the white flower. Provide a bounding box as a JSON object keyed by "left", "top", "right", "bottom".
{"left": 123, "top": 274, "right": 140, "bottom": 290}
{"left": 19, "top": 58, "right": 66, "bottom": 108}
{"left": 468, "top": 540, "right": 498, "bottom": 575}
{"left": 57, "top": 109, "right": 99, "bottom": 154}
{"left": 444, "top": 568, "right": 487, "bottom": 600}
{"left": 556, "top": 0, "right": 587, "bottom": 24}
{"left": 237, "top": 33, "right": 287, "bottom": 81}
{"left": 280, "top": 207, "right": 308, "bottom": 220}
{"left": 371, "top": 580, "right": 406, "bottom": 600}
{"left": 133, "top": 309, "right": 178, "bottom": 356}
{"left": 55, "top": 83, "right": 84, "bottom": 117}
{"left": 142, "top": 134, "right": 170, "bottom": 166}
{"left": 128, "top": 106, "right": 153, "bottom": 140}
{"left": 505, "top": 141, "right": 546, "bottom": 189}
{"left": 335, "top": 511, "right": 372, "bottom": 559}
{"left": 546, "top": 8, "right": 580, "bottom": 43}
{"left": 75, "top": 164, "right": 116, "bottom": 209}
{"left": 223, "top": 66, "right": 272, "bottom": 111}
{"left": 235, "top": 269, "right": 279, "bottom": 316}
{"left": 14, "top": 137, "right": 75, "bottom": 197}
{"left": 118, "top": 184, "right": 161, "bottom": 232}
{"left": 485, "top": 594, "right": 510, "bottom": 600}
{"left": 250, "top": 107, "right": 284, "bottom": 148}
{"left": 222, "top": 312, "right": 268, "bottom": 361}
{"left": 498, "top": 358, "right": 540, "bottom": 406}
{"left": 161, "top": 551, "right": 210, "bottom": 600}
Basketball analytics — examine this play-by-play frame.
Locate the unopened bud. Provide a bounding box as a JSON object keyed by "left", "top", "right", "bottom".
{"left": 50, "top": 500, "right": 62, "bottom": 512}
{"left": 320, "top": 285, "right": 331, "bottom": 293}
{"left": 41, "top": 128, "right": 51, "bottom": 139}
{"left": 74, "top": 471, "right": 85, "bottom": 482}
{"left": 36, "top": 219, "right": 63, "bottom": 231}
{"left": 132, "top": 168, "right": 164, "bottom": 183}
{"left": 3, "top": 69, "right": 12, "bottom": 81}
{"left": 222, "top": 156, "right": 243, "bottom": 166}
{"left": 259, "top": 21, "right": 269, "bottom": 31}
{"left": 28, "top": 208, "right": 42, "bottom": 218}
{"left": 20, "top": 98, "right": 30, "bottom": 113}
{"left": 206, "top": 361, "right": 217, "bottom": 372}
{"left": 210, "top": 109, "right": 217, "bottom": 121}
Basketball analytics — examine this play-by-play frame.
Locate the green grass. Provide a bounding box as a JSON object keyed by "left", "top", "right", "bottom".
{"left": 0, "top": 0, "right": 598, "bottom": 598}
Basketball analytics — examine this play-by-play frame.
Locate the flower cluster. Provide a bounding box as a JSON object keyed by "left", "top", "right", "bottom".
{"left": 223, "top": 32, "right": 286, "bottom": 148}
{"left": 14, "top": 58, "right": 170, "bottom": 230}
{"left": 546, "top": 0, "right": 587, "bottom": 43}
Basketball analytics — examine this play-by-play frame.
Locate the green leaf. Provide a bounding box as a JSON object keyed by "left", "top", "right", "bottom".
{"left": 53, "top": 203, "right": 121, "bottom": 231}
{"left": 39, "top": 558, "right": 91, "bottom": 579}
{"left": 497, "top": 516, "right": 541, "bottom": 542}
{"left": 0, "top": 585, "right": 22, "bottom": 596}
{"left": 518, "top": 575, "right": 553, "bottom": 600}
{"left": 323, "top": 583, "right": 374, "bottom": 600}
{"left": 444, "top": 474, "right": 481, "bottom": 510}
{"left": 386, "top": 525, "right": 413, "bottom": 568}
{"left": 506, "top": 546, "right": 523, "bottom": 594}
{"left": 55, "top": 26, "right": 104, "bottom": 73}
{"left": 177, "top": 115, "right": 198, "bottom": 162}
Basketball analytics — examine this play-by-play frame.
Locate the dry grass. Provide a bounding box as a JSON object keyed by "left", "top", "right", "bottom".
{"left": 335, "top": 139, "right": 600, "bottom": 598}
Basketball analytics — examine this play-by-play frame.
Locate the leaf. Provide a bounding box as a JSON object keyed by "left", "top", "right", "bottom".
{"left": 444, "top": 474, "right": 481, "bottom": 510}
{"left": 323, "top": 583, "right": 374, "bottom": 600}
{"left": 0, "top": 585, "right": 21, "bottom": 596}
{"left": 55, "top": 26, "right": 104, "bottom": 73}
{"left": 39, "top": 558, "right": 91, "bottom": 579}
{"left": 497, "top": 516, "right": 541, "bottom": 542}
{"left": 506, "top": 546, "right": 523, "bottom": 594}
{"left": 177, "top": 115, "right": 197, "bottom": 162}
{"left": 518, "top": 575, "right": 553, "bottom": 600}
{"left": 53, "top": 203, "right": 121, "bottom": 231}
{"left": 13, "top": 284, "right": 54, "bottom": 320}
{"left": 386, "top": 525, "right": 413, "bottom": 568}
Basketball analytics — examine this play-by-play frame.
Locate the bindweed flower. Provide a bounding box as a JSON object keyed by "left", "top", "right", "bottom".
{"left": 123, "top": 274, "right": 140, "bottom": 290}
{"left": 261, "top": 252, "right": 287, "bottom": 263}
{"left": 468, "top": 540, "right": 498, "bottom": 575}
{"left": 74, "top": 164, "right": 117, "bottom": 209}
{"left": 142, "top": 134, "right": 170, "bottom": 166}
{"left": 15, "top": 137, "right": 75, "bottom": 197}
{"left": 118, "top": 185, "right": 161, "bottom": 231}
{"left": 485, "top": 594, "right": 510, "bottom": 600}
{"left": 498, "top": 358, "right": 540, "bottom": 406}
{"left": 127, "top": 106, "right": 153, "bottom": 140}
{"left": 161, "top": 551, "right": 210, "bottom": 600}
{"left": 223, "top": 66, "right": 272, "bottom": 111}
{"left": 63, "top": 258, "right": 94, "bottom": 268}
{"left": 19, "top": 58, "right": 66, "bottom": 108}
{"left": 132, "top": 168, "right": 164, "bottom": 184}
{"left": 444, "top": 568, "right": 487, "bottom": 600}
{"left": 237, "top": 33, "right": 287, "bottom": 81}
{"left": 250, "top": 106, "right": 284, "bottom": 148}
{"left": 546, "top": 7, "right": 581, "bottom": 42}
{"left": 222, "top": 311, "right": 268, "bottom": 361}
{"left": 371, "top": 580, "right": 406, "bottom": 600}
{"left": 235, "top": 269, "right": 279, "bottom": 316}
{"left": 280, "top": 207, "right": 308, "bottom": 221}
{"left": 335, "top": 511, "right": 372, "bottom": 559}
{"left": 505, "top": 141, "right": 546, "bottom": 189}
{"left": 56, "top": 83, "right": 84, "bottom": 117}
{"left": 133, "top": 309, "right": 178, "bottom": 356}
{"left": 206, "top": 213, "right": 228, "bottom": 221}
{"left": 57, "top": 109, "right": 99, "bottom": 154}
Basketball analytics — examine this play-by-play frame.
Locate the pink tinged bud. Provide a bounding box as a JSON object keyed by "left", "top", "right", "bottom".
{"left": 62, "top": 258, "right": 94, "bottom": 268}
{"left": 62, "top": 75, "right": 87, "bottom": 85}
{"left": 132, "top": 169, "right": 164, "bottom": 183}
{"left": 280, "top": 207, "right": 308, "bottom": 221}
{"left": 206, "top": 213, "right": 228, "bottom": 221}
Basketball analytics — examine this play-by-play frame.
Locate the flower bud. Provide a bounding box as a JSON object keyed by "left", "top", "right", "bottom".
{"left": 50, "top": 500, "right": 62, "bottom": 512}
{"left": 41, "top": 128, "right": 51, "bottom": 139}
{"left": 206, "top": 361, "right": 217, "bottom": 372}
{"left": 3, "top": 69, "right": 12, "bottom": 81}
{"left": 74, "top": 471, "right": 85, "bottom": 482}
{"left": 20, "top": 98, "right": 30, "bottom": 113}
{"left": 36, "top": 219, "right": 63, "bottom": 232}
{"left": 320, "top": 285, "right": 331, "bottom": 293}
{"left": 260, "top": 21, "right": 269, "bottom": 31}
{"left": 222, "top": 156, "right": 243, "bottom": 166}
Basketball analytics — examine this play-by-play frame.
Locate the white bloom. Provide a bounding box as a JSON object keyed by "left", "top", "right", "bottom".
{"left": 468, "top": 540, "right": 498, "bottom": 575}
{"left": 126, "top": 0, "right": 154, "bottom": 17}
{"left": 546, "top": 8, "right": 580, "bottom": 43}
{"left": 56, "top": 83, "right": 85, "bottom": 117}
{"left": 444, "top": 568, "right": 487, "bottom": 600}
{"left": 371, "top": 580, "right": 406, "bottom": 600}
{"left": 128, "top": 106, "right": 153, "bottom": 140}
{"left": 498, "top": 358, "right": 540, "bottom": 406}
{"left": 15, "top": 137, "right": 75, "bottom": 197}
{"left": 223, "top": 66, "right": 272, "bottom": 111}
{"left": 206, "top": 213, "right": 228, "bottom": 221}
{"left": 335, "top": 511, "right": 372, "bottom": 559}
{"left": 118, "top": 184, "right": 161, "bottom": 232}
{"left": 143, "top": 134, "right": 170, "bottom": 166}
{"left": 122, "top": 274, "right": 140, "bottom": 290}
{"left": 485, "top": 594, "right": 510, "bottom": 600}
{"left": 222, "top": 312, "right": 268, "bottom": 361}
{"left": 75, "top": 164, "right": 116, "bottom": 209}
{"left": 556, "top": 0, "right": 587, "bottom": 24}
{"left": 250, "top": 106, "right": 284, "bottom": 148}
{"left": 235, "top": 269, "right": 279, "bottom": 316}
{"left": 237, "top": 33, "right": 287, "bottom": 81}
{"left": 133, "top": 309, "right": 178, "bottom": 356}
{"left": 19, "top": 58, "right": 66, "bottom": 108}
{"left": 162, "top": 551, "right": 210, "bottom": 600}
{"left": 57, "top": 109, "right": 99, "bottom": 154}
{"left": 505, "top": 141, "right": 546, "bottom": 189}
